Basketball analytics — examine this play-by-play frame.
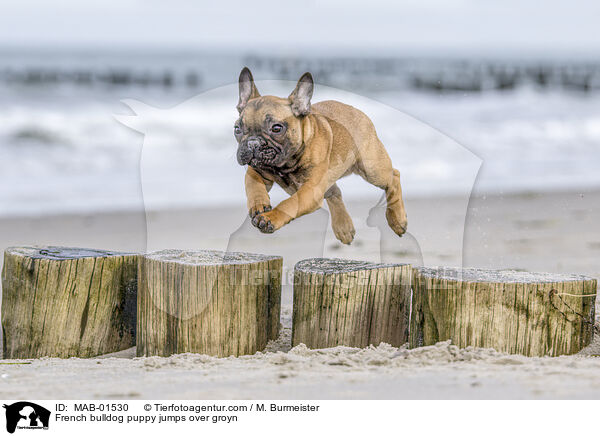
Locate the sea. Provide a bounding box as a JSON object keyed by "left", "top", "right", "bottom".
{"left": 0, "top": 47, "right": 599, "bottom": 216}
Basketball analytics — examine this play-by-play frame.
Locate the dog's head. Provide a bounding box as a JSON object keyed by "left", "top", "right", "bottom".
{"left": 234, "top": 67, "right": 313, "bottom": 170}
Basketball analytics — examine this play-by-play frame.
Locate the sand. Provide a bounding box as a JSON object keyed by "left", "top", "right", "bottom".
{"left": 1, "top": 189, "right": 599, "bottom": 399}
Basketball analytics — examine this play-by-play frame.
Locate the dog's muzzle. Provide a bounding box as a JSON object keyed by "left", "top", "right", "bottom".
{"left": 238, "top": 136, "right": 280, "bottom": 167}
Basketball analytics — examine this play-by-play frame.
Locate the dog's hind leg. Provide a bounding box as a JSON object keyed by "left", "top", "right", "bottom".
{"left": 384, "top": 168, "right": 408, "bottom": 236}
{"left": 325, "top": 184, "right": 355, "bottom": 244}
{"left": 356, "top": 140, "right": 407, "bottom": 236}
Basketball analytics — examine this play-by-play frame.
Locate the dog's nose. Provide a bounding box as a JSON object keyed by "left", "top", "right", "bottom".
{"left": 246, "top": 137, "right": 264, "bottom": 151}
{"left": 247, "top": 138, "right": 260, "bottom": 150}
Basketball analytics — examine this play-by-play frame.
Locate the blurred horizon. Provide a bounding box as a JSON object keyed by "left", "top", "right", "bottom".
{"left": 1, "top": 44, "right": 599, "bottom": 61}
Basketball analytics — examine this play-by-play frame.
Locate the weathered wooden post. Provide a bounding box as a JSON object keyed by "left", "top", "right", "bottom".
{"left": 292, "top": 258, "right": 412, "bottom": 349}
{"left": 2, "top": 246, "right": 137, "bottom": 359}
{"left": 410, "top": 267, "right": 597, "bottom": 357}
{"left": 137, "top": 249, "right": 282, "bottom": 357}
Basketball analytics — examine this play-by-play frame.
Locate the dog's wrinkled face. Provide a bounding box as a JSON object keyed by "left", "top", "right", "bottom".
{"left": 234, "top": 67, "right": 313, "bottom": 171}
{"left": 234, "top": 97, "right": 298, "bottom": 169}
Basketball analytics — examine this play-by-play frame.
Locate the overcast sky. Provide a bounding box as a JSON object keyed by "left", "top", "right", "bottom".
{"left": 1, "top": 0, "right": 599, "bottom": 54}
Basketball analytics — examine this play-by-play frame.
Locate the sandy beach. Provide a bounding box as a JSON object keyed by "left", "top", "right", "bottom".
{"left": 1, "top": 189, "right": 599, "bottom": 399}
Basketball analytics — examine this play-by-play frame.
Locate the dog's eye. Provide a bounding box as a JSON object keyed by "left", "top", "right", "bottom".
{"left": 271, "top": 124, "right": 284, "bottom": 134}
{"left": 234, "top": 125, "right": 242, "bottom": 135}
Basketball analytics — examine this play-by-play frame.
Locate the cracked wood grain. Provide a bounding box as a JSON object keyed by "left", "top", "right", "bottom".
{"left": 292, "top": 258, "right": 412, "bottom": 349}
{"left": 409, "top": 266, "right": 597, "bottom": 357}
{"left": 137, "top": 249, "right": 282, "bottom": 357}
{"left": 2, "top": 246, "right": 137, "bottom": 358}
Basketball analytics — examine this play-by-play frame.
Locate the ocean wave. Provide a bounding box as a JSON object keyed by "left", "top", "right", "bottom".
{"left": 0, "top": 83, "right": 599, "bottom": 215}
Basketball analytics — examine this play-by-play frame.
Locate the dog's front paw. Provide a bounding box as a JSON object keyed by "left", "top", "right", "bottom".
{"left": 251, "top": 209, "right": 288, "bottom": 234}
{"left": 249, "top": 204, "right": 272, "bottom": 219}
{"left": 252, "top": 212, "right": 275, "bottom": 233}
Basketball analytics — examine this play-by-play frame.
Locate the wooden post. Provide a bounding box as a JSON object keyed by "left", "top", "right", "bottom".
{"left": 292, "top": 258, "right": 411, "bottom": 349}
{"left": 137, "top": 249, "right": 282, "bottom": 357}
{"left": 2, "top": 246, "right": 137, "bottom": 359}
{"left": 410, "top": 267, "right": 597, "bottom": 357}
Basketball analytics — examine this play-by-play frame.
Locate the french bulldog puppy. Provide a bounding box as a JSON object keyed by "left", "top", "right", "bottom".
{"left": 234, "top": 67, "right": 407, "bottom": 244}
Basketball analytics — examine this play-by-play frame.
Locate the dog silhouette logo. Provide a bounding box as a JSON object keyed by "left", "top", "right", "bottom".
{"left": 3, "top": 402, "right": 50, "bottom": 433}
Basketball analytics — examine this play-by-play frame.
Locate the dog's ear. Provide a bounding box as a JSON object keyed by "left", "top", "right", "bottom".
{"left": 237, "top": 67, "right": 260, "bottom": 113}
{"left": 289, "top": 72, "right": 313, "bottom": 117}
